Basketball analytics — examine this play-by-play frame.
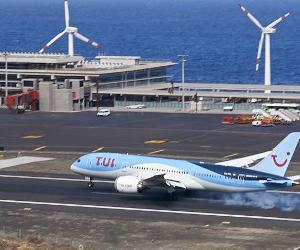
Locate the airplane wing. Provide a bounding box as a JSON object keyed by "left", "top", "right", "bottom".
{"left": 142, "top": 174, "right": 186, "bottom": 189}
{"left": 139, "top": 151, "right": 272, "bottom": 189}
{"left": 217, "top": 151, "right": 271, "bottom": 167}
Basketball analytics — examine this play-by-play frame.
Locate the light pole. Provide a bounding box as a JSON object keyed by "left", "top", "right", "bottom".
{"left": 96, "top": 79, "right": 100, "bottom": 112}
{"left": 178, "top": 55, "right": 188, "bottom": 111}
{"left": 4, "top": 53, "right": 8, "bottom": 98}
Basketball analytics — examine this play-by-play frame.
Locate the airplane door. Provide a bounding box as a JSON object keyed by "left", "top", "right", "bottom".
{"left": 238, "top": 174, "right": 245, "bottom": 183}
{"left": 122, "top": 162, "right": 129, "bottom": 174}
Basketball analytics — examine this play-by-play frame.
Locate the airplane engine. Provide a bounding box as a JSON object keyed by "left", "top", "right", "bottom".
{"left": 114, "top": 176, "right": 144, "bottom": 193}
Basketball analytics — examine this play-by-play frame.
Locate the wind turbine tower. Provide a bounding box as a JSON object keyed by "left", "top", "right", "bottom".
{"left": 239, "top": 4, "right": 290, "bottom": 92}
{"left": 39, "top": 0, "right": 100, "bottom": 56}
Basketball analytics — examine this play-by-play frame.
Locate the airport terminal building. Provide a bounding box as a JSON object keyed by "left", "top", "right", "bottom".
{"left": 2, "top": 52, "right": 300, "bottom": 113}
{"left": 0, "top": 52, "right": 175, "bottom": 111}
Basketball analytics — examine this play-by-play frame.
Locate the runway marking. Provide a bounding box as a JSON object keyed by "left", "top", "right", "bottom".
{"left": 148, "top": 149, "right": 165, "bottom": 155}
{"left": 144, "top": 140, "right": 167, "bottom": 144}
{"left": 221, "top": 221, "right": 231, "bottom": 225}
{"left": 0, "top": 199, "right": 300, "bottom": 222}
{"left": 223, "top": 153, "right": 239, "bottom": 159}
{"left": 169, "top": 141, "right": 179, "bottom": 144}
{"left": 200, "top": 146, "right": 211, "bottom": 148}
{"left": 0, "top": 157, "right": 54, "bottom": 169}
{"left": 34, "top": 146, "right": 47, "bottom": 151}
{"left": 92, "top": 147, "right": 104, "bottom": 153}
{"left": 0, "top": 174, "right": 114, "bottom": 184}
{"left": 21, "top": 135, "right": 44, "bottom": 139}
{"left": 0, "top": 174, "right": 299, "bottom": 196}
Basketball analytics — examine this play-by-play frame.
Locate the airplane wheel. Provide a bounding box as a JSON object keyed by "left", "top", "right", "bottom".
{"left": 167, "top": 192, "right": 178, "bottom": 201}
{"left": 88, "top": 182, "right": 95, "bottom": 189}
{"left": 88, "top": 177, "right": 95, "bottom": 189}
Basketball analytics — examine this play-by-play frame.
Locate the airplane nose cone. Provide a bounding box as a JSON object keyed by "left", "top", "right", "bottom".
{"left": 70, "top": 163, "right": 75, "bottom": 171}
{"left": 70, "top": 162, "right": 81, "bottom": 173}
{"left": 71, "top": 158, "right": 82, "bottom": 171}
{"left": 70, "top": 157, "right": 86, "bottom": 175}
{"left": 70, "top": 163, "right": 77, "bottom": 172}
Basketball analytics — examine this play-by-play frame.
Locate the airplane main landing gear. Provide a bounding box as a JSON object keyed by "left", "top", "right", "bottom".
{"left": 88, "top": 177, "right": 95, "bottom": 189}
{"left": 166, "top": 187, "right": 177, "bottom": 201}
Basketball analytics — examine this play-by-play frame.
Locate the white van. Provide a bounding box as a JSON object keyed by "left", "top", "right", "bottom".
{"left": 96, "top": 109, "right": 111, "bottom": 117}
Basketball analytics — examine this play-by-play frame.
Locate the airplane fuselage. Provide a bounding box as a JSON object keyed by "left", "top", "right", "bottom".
{"left": 71, "top": 153, "right": 293, "bottom": 192}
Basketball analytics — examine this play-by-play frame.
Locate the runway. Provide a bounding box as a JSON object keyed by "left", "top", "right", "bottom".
{"left": 1, "top": 111, "right": 300, "bottom": 248}
{"left": 0, "top": 172, "right": 300, "bottom": 229}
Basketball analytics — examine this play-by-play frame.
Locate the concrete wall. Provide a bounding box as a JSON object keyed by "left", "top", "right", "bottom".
{"left": 70, "top": 80, "right": 84, "bottom": 111}
{"left": 54, "top": 88, "right": 73, "bottom": 112}
{"left": 39, "top": 79, "right": 84, "bottom": 112}
{"left": 39, "top": 81, "right": 55, "bottom": 111}
{"left": 70, "top": 80, "right": 84, "bottom": 98}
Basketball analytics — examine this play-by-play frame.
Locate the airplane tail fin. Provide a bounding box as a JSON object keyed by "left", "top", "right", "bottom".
{"left": 251, "top": 132, "right": 300, "bottom": 176}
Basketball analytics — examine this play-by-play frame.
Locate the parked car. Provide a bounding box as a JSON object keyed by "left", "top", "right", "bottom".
{"left": 16, "top": 105, "right": 25, "bottom": 114}
{"left": 223, "top": 106, "right": 233, "bottom": 111}
{"left": 96, "top": 109, "right": 111, "bottom": 117}
{"left": 252, "top": 120, "right": 274, "bottom": 127}
{"left": 252, "top": 120, "right": 262, "bottom": 126}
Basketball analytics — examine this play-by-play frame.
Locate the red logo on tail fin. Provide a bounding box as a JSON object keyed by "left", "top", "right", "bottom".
{"left": 271, "top": 152, "right": 290, "bottom": 168}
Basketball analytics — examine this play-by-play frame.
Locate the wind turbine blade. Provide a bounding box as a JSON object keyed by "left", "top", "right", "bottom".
{"left": 266, "top": 12, "right": 291, "bottom": 28}
{"left": 64, "top": 0, "right": 70, "bottom": 28}
{"left": 39, "top": 30, "right": 66, "bottom": 53}
{"left": 74, "top": 32, "right": 100, "bottom": 48}
{"left": 256, "top": 33, "right": 265, "bottom": 72}
{"left": 238, "top": 4, "right": 263, "bottom": 30}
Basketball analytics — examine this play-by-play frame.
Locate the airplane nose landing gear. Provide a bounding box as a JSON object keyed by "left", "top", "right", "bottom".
{"left": 88, "top": 177, "right": 95, "bottom": 189}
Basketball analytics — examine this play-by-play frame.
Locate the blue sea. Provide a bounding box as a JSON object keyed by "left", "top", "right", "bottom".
{"left": 0, "top": 0, "right": 299, "bottom": 85}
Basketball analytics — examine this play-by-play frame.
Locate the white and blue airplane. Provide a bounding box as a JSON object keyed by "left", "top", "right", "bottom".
{"left": 71, "top": 132, "right": 300, "bottom": 198}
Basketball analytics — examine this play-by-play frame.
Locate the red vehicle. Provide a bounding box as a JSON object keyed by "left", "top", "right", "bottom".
{"left": 234, "top": 115, "right": 253, "bottom": 124}
{"left": 222, "top": 116, "right": 234, "bottom": 124}
{"left": 5, "top": 90, "right": 38, "bottom": 113}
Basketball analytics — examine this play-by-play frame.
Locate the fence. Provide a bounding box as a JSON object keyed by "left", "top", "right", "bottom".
{"left": 115, "top": 100, "right": 261, "bottom": 111}
{"left": 115, "top": 100, "right": 191, "bottom": 110}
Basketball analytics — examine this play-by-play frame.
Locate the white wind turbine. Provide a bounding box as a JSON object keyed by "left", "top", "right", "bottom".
{"left": 239, "top": 4, "right": 290, "bottom": 92}
{"left": 39, "top": 0, "right": 100, "bottom": 56}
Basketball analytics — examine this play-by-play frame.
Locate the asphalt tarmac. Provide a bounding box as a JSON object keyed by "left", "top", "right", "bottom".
{"left": 0, "top": 169, "right": 300, "bottom": 249}
{"left": 0, "top": 172, "right": 300, "bottom": 227}
{"left": 1, "top": 110, "right": 300, "bottom": 161}
{"left": 1, "top": 110, "right": 300, "bottom": 249}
